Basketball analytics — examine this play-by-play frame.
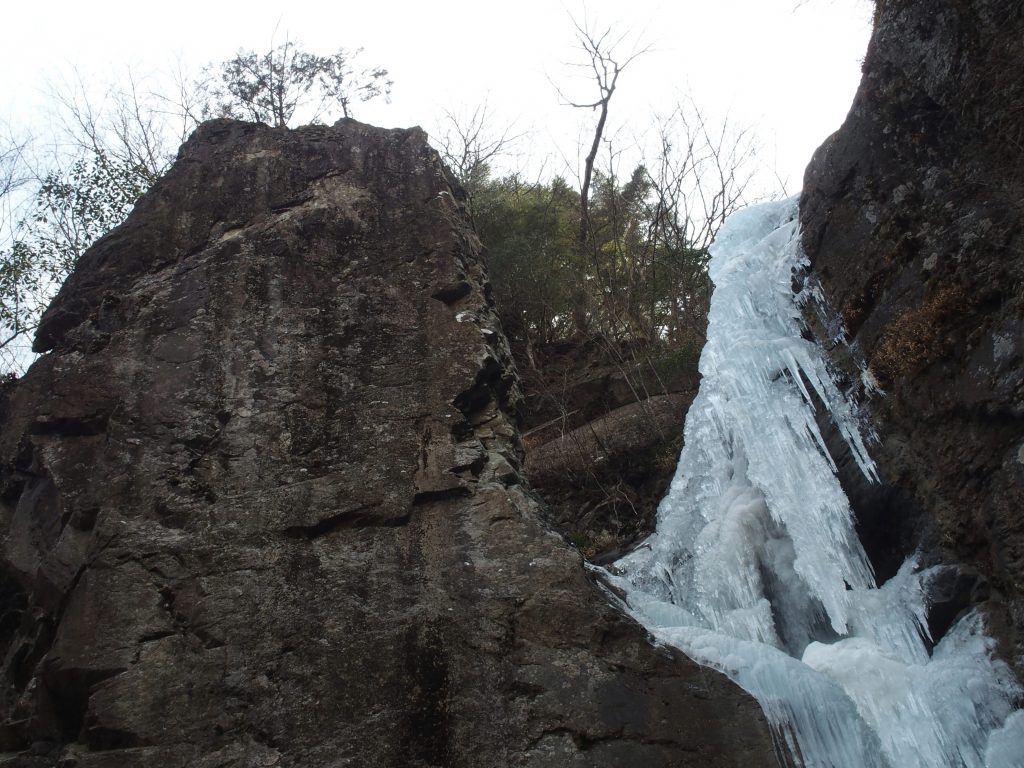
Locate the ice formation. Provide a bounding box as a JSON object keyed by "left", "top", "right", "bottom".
{"left": 606, "top": 197, "right": 1024, "bottom": 767}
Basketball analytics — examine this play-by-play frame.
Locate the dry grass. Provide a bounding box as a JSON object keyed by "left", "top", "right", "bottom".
{"left": 869, "top": 285, "right": 967, "bottom": 385}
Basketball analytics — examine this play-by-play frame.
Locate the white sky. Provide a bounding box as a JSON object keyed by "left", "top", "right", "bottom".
{"left": 1, "top": 0, "right": 873, "bottom": 193}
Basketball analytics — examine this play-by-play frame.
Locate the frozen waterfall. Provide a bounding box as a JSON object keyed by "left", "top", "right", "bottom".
{"left": 604, "top": 197, "right": 1024, "bottom": 767}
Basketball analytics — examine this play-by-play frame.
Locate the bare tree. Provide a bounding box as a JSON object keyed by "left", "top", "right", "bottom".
{"left": 48, "top": 68, "right": 202, "bottom": 181}
{"left": 0, "top": 69, "right": 199, "bottom": 371}
{"left": 0, "top": 40, "right": 395, "bottom": 372}
{"left": 433, "top": 103, "right": 522, "bottom": 200}
{"left": 642, "top": 100, "right": 757, "bottom": 343}
{"left": 0, "top": 126, "right": 32, "bottom": 240}
{"left": 556, "top": 17, "right": 649, "bottom": 251}
{"left": 554, "top": 15, "right": 650, "bottom": 336}
{"left": 0, "top": 136, "right": 29, "bottom": 200}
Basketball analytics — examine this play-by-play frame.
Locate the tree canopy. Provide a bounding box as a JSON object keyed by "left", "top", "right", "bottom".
{"left": 209, "top": 41, "right": 392, "bottom": 127}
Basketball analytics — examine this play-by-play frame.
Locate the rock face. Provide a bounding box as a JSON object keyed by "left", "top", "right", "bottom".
{"left": 517, "top": 341, "right": 700, "bottom": 562}
{"left": 524, "top": 391, "right": 691, "bottom": 562}
{"left": 801, "top": 1, "right": 1024, "bottom": 672}
{"left": 0, "top": 120, "right": 775, "bottom": 766}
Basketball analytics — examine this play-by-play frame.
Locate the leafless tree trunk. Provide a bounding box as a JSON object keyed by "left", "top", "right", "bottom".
{"left": 556, "top": 16, "right": 649, "bottom": 337}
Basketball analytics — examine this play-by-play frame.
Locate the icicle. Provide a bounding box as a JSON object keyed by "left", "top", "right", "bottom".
{"left": 607, "top": 196, "right": 1023, "bottom": 768}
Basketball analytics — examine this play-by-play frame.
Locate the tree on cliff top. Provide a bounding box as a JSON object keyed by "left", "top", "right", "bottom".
{"left": 0, "top": 41, "right": 395, "bottom": 371}
{"left": 209, "top": 40, "right": 392, "bottom": 127}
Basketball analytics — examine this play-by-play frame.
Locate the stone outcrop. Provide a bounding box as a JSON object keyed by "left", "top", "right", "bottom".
{"left": 0, "top": 119, "right": 775, "bottom": 766}
{"left": 801, "top": 0, "right": 1024, "bottom": 672}
{"left": 515, "top": 340, "right": 700, "bottom": 562}
{"left": 524, "top": 392, "right": 691, "bottom": 562}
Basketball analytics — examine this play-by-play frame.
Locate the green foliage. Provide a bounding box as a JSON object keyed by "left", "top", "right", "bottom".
{"left": 31, "top": 151, "right": 153, "bottom": 265}
{"left": 474, "top": 163, "right": 714, "bottom": 352}
{"left": 474, "top": 174, "right": 580, "bottom": 344}
{"left": 210, "top": 41, "right": 392, "bottom": 127}
{"left": 0, "top": 40, "right": 393, "bottom": 369}
{"left": 0, "top": 151, "right": 152, "bottom": 347}
{"left": 0, "top": 241, "right": 43, "bottom": 340}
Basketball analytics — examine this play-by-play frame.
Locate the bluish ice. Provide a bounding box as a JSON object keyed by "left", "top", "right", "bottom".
{"left": 604, "top": 197, "right": 1024, "bottom": 768}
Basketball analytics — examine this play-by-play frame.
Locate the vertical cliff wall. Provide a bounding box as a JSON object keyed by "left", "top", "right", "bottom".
{"left": 0, "top": 119, "right": 774, "bottom": 767}
{"left": 801, "top": 0, "right": 1024, "bottom": 671}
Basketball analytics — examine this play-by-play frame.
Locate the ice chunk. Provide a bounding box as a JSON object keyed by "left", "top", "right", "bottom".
{"left": 986, "top": 710, "right": 1024, "bottom": 768}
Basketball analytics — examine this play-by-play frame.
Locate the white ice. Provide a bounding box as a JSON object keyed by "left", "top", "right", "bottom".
{"left": 607, "top": 196, "right": 1024, "bottom": 768}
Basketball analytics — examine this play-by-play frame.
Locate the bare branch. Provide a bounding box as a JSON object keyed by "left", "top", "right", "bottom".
{"left": 559, "top": 15, "right": 649, "bottom": 252}
{"left": 433, "top": 102, "right": 524, "bottom": 198}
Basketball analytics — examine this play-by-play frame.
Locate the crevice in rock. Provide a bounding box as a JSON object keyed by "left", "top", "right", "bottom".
{"left": 399, "top": 623, "right": 455, "bottom": 768}
{"left": 41, "top": 666, "right": 124, "bottom": 745}
{"left": 69, "top": 507, "right": 99, "bottom": 533}
{"left": 270, "top": 194, "right": 315, "bottom": 214}
{"left": 431, "top": 281, "right": 472, "bottom": 305}
{"left": 0, "top": 569, "right": 27, "bottom": 650}
{"left": 83, "top": 723, "right": 143, "bottom": 752}
{"left": 6, "top": 614, "right": 55, "bottom": 694}
{"left": 452, "top": 356, "right": 509, "bottom": 417}
{"left": 411, "top": 487, "right": 471, "bottom": 506}
{"left": 154, "top": 584, "right": 225, "bottom": 650}
{"left": 137, "top": 630, "right": 176, "bottom": 644}
{"left": 282, "top": 504, "right": 406, "bottom": 537}
{"left": 27, "top": 415, "right": 109, "bottom": 438}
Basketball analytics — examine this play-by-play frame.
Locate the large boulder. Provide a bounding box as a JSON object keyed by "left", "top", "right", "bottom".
{"left": 0, "top": 119, "right": 774, "bottom": 766}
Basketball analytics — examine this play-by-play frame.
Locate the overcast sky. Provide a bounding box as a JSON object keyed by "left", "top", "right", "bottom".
{"left": 2, "top": 0, "right": 873, "bottom": 193}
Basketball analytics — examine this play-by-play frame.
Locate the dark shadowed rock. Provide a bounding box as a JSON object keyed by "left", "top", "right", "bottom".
{"left": 514, "top": 338, "right": 702, "bottom": 562}
{"left": 0, "top": 119, "right": 774, "bottom": 766}
{"left": 801, "top": 0, "right": 1024, "bottom": 674}
{"left": 524, "top": 393, "right": 691, "bottom": 561}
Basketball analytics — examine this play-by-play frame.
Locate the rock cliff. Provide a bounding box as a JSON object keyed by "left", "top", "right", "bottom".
{"left": 801, "top": 0, "right": 1024, "bottom": 672}
{"left": 0, "top": 119, "right": 774, "bottom": 766}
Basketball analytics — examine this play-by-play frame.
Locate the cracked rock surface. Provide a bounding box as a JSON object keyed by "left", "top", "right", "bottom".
{"left": 0, "top": 119, "right": 774, "bottom": 766}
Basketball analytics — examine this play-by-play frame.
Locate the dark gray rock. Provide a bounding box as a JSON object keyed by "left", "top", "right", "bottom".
{"left": 800, "top": 0, "right": 1024, "bottom": 674}
{"left": 0, "top": 119, "right": 775, "bottom": 766}
{"left": 524, "top": 393, "right": 691, "bottom": 562}
{"left": 515, "top": 339, "right": 701, "bottom": 562}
